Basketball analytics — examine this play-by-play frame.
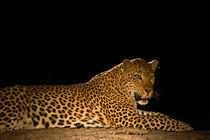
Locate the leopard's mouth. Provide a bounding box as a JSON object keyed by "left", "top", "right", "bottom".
{"left": 134, "top": 92, "right": 149, "bottom": 105}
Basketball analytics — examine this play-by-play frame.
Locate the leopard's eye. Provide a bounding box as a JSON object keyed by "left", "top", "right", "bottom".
{"left": 136, "top": 74, "right": 142, "bottom": 80}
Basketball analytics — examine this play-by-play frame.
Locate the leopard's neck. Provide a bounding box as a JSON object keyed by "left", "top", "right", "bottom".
{"left": 86, "top": 64, "right": 130, "bottom": 99}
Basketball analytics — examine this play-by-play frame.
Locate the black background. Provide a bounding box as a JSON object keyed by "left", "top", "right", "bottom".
{"left": 0, "top": 9, "right": 209, "bottom": 130}
{"left": 0, "top": 46, "right": 209, "bottom": 130}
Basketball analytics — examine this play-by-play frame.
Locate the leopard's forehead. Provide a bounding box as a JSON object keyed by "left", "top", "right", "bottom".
{"left": 131, "top": 58, "right": 153, "bottom": 73}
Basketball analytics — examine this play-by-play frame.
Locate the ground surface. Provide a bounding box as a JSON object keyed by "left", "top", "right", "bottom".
{"left": 0, "top": 128, "right": 210, "bottom": 140}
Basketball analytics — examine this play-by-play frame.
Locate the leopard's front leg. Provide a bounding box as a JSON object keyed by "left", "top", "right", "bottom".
{"left": 111, "top": 110, "right": 193, "bottom": 132}
{"left": 137, "top": 113, "right": 193, "bottom": 131}
{"left": 136, "top": 109, "right": 193, "bottom": 131}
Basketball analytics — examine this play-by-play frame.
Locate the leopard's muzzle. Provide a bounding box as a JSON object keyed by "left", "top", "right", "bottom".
{"left": 134, "top": 92, "right": 148, "bottom": 105}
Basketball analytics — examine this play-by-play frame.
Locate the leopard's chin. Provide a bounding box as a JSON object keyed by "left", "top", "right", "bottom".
{"left": 137, "top": 100, "right": 148, "bottom": 105}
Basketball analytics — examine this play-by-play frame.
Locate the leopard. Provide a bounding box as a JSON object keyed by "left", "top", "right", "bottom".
{"left": 0, "top": 58, "right": 193, "bottom": 133}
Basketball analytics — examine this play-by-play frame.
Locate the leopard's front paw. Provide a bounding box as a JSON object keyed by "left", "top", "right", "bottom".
{"left": 168, "top": 121, "right": 193, "bottom": 132}
{"left": 178, "top": 122, "right": 194, "bottom": 132}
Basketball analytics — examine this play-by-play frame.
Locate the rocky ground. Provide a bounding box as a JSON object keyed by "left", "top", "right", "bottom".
{"left": 0, "top": 128, "right": 210, "bottom": 140}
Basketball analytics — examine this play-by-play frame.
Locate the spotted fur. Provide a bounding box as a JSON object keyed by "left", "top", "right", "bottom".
{"left": 0, "top": 58, "right": 193, "bottom": 133}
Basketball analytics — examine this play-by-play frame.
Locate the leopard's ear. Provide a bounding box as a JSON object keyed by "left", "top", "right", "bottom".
{"left": 122, "top": 59, "right": 135, "bottom": 74}
{"left": 148, "top": 60, "right": 159, "bottom": 71}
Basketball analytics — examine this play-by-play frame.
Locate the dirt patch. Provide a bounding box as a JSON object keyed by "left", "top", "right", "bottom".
{"left": 0, "top": 128, "right": 210, "bottom": 140}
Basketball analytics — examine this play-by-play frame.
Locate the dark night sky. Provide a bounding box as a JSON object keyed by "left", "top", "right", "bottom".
{"left": 0, "top": 46, "right": 209, "bottom": 130}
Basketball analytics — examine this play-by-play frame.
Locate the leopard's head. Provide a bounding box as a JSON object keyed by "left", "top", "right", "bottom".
{"left": 120, "top": 58, "right": 159, "bottom": 105}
